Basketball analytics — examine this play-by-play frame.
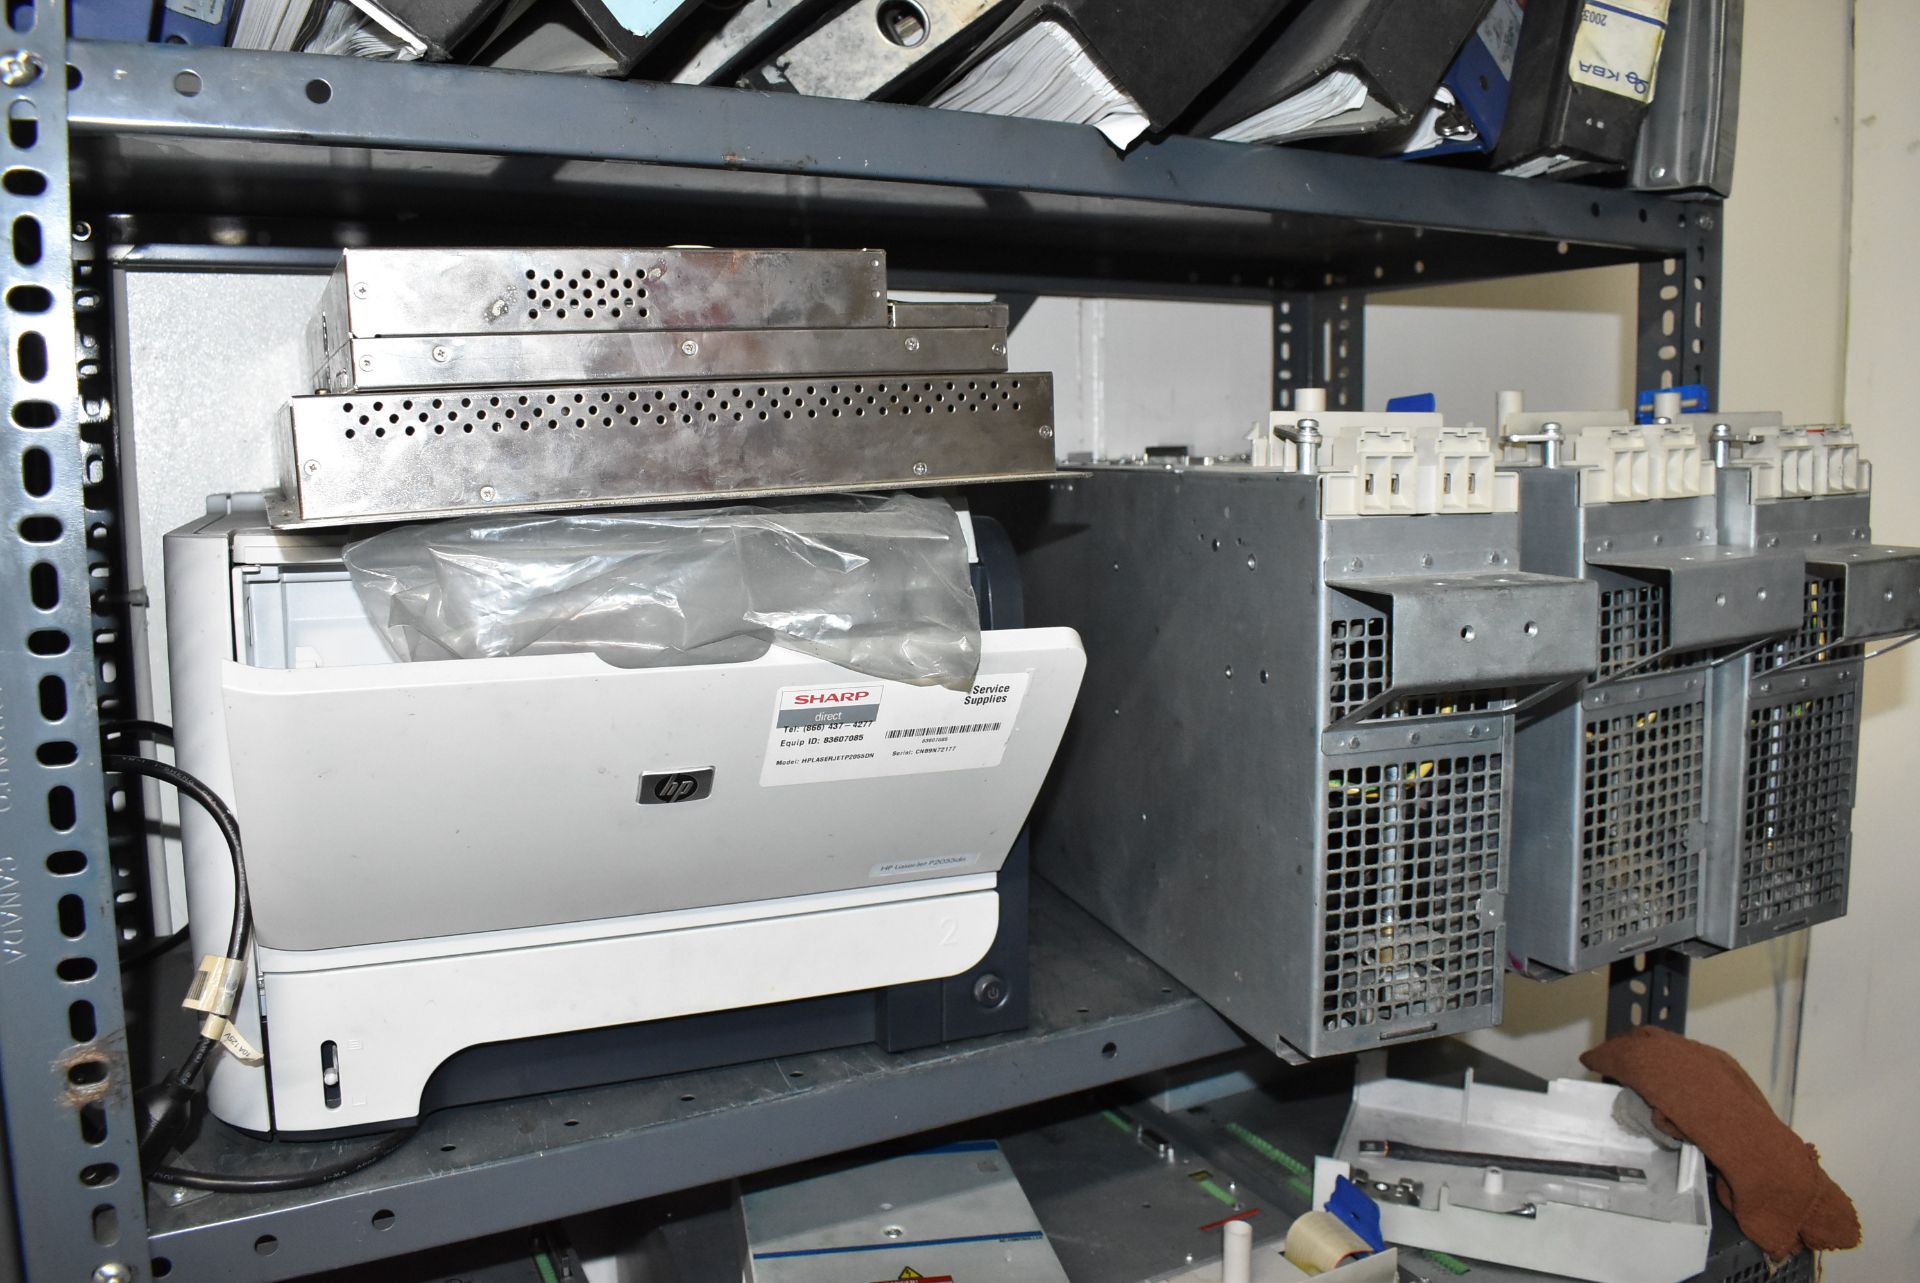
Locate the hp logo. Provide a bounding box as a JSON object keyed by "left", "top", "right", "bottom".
{"left": 637, "top": 768, "right": 715, "bottom": 805}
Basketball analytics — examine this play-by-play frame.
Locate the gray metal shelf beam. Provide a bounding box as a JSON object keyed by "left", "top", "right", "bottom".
{"left": 63, "top": 41, "right": 1706, "bottom": 293}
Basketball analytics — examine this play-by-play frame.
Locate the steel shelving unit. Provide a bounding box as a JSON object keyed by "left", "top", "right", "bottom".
{"left": 2, "top": 15, "right": 1723, "bottom": 1281}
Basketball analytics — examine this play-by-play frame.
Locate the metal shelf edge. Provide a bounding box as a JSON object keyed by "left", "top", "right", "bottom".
{"left": 67, "top": 40, "right": 1701, "bottom": 257}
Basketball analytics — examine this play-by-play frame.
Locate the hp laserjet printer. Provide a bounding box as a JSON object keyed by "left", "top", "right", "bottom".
{"left": 165, "top": 498, "right": 1083, "bottom": 1136}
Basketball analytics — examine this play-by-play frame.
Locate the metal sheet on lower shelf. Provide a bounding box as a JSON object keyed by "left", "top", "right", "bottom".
{"left": 141, "top": 883, "right": 1246, "bottom": 1281}
{"left": 317, "top": 324, "right": 1009, "bottom": 392}
{"left": 269, "top": 371, "right": 1057, "bottom": 528}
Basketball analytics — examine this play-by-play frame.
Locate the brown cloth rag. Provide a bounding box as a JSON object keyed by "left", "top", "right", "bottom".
{"left": 1581, "top": 1026, "right": 1860, "bottom": 1261}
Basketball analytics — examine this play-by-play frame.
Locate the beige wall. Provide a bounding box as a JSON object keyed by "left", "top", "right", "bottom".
{"left": 1792, "top": 1, "right": 1920, "bottom": 1277}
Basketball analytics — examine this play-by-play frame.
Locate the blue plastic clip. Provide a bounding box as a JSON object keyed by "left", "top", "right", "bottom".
{"left": 1635, "top": 383, "right": 1712, "bottom": 424}
{"left": 1328, "top": 1174, "right": 1386, "bottom": 1252}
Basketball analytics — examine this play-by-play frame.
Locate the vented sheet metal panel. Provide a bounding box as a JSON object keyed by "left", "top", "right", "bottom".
{"left": 314, "top": 247, "right": 889, "bottom": 341}
{"left": 1733, "top": 667, "right": 1860, "bottom": 947}
{"left": 318, "top": 320, "right": 1009, "bottom": 392}
{"left": 271, "top": 373, "right": 1058, "bottom": 527}
{"left": 1576, "top": 687, "right": 1707, "bottom": 965}
{"left": 1753, "top": 573, "right": 1855, "bottom": 674}
{"left": 1597, "top": 577, "right": 1667, "bottom": 679}
{"left": 1317, "top": 743, "right": 1508, "bottom": 1056}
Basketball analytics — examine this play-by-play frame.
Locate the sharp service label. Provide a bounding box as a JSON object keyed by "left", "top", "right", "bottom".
{"left": 760, "top": 675, "right": 1028, "bottom": 786}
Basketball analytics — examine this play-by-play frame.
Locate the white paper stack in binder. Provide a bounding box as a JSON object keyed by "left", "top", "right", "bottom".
{"left": 270, "top": 245, "right": 1059, "bottom": 528}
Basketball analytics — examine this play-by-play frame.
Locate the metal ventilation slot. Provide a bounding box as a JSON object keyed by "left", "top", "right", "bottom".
{"left": 1578, "top": 698, "right": 1705, "bottom": 954}
{"left": 1754, "top": 575, "right": 1854, "bottom": 673}
{"left": 1739, "top": 688, "right": 1859, "bottom": 934}
{"left": 1327, "top": 612, "right": 1389, "bottom": 723}
{"left": 1321, "top": 753, "right": 1504, "bottom": 1045}
{"left": 1597, "top": 580, "right": 1667, "bottom": 678}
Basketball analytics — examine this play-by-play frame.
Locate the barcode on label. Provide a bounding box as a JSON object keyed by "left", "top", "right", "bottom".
{"left": 885, "top": 722, "right": 1003, "bottom": 740}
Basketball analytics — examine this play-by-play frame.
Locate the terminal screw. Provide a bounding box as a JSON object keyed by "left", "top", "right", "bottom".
{"left": 680, "top": 339, "right": 699, "bottom": 356}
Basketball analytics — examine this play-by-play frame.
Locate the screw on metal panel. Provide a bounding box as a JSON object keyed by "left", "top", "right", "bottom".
{"left": 912, "top": 461, "right": 930, "bottom": 476}
{"left": 991, "top": 342, "right": 1007, "bottom": 355}
{"left": 479, "top": 485, "right": 497, "bottom": 501}
{"left": 1697, "top": 213, "right": 1716, "bottom": 230}
{"left": 486, "top": 297, "right": 509, "bottom": 320}
{"left": 1348, "top": 558, "right": 1363, "bottom": 571}
{"left": 92, "top": 1265, "right": 133, "bottom": 1283}
{"left": 359, "top": 356, "right": 373, "bottom": 370}
{"left": 680, "top": 339, "right": 700, "bottom": 356}
{"left": 1408, "top": 732, "right": 1422, "bottom": 746}
{"left": 1347, "top": 737, "right": 1361, "bottom": 750}
{"left": 1039, "top": 425, "right": 1054, "bottom": 439}
{"left": 430, "top": 344, "right": 451, "bottom": 363}
{"left": 72, "top": 220, "right": 93, "bottom": 241}
{"left": 1488, "top": 552, "right": 1503, "bottom": 565}
{"left": 650, "top": 266, "right": 664, "bottom": 279}
{"left": 0, "top": 50, "right": 43, "bottom": 85}
{"left": 904, "top": 336, "right": 922, "bottom": 352}
{"left": 1421, "top": 554, "right": 1433, "bottom": 567}
{"left": 1468, "top": 725, "right": 1481, "bottom": 738}
{"left": 1759, "top": 683, "right": 1772, "bottom": 694}
{"left": 304, "top": 460, "right": 320, "bottom": 473}
{"left": 1597, "top": 538, "right": 1613, "bottom": 552}
{"left": 1766, "top": 535, "right": 1780, "bottom": 547}
{"left": 353, "top": 283, "right": 369, "bottom": 298}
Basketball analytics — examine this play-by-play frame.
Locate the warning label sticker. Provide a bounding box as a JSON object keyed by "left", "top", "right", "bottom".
{"left": 760, "top": 676, "right": 1028, "bottom": 787}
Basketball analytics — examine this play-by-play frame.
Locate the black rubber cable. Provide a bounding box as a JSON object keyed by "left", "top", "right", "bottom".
{"left": 111, "top": 731, "right": 417, "bottom": 1190}
{"left": 100, "top": 718, "right": 176, "bottom": 746}
{"left": 149, "top": 1127, "right": 419, "bottom": 1193}
{"left": 105, "top": 752, "right": 248, "bottom": 963}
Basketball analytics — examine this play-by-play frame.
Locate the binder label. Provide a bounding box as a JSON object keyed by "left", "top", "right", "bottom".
{"left": 1569, "top": 0, "right": 1670, "bottom": 101}
{"left": 164, "top": 0, "right": 227, "bottom": 21}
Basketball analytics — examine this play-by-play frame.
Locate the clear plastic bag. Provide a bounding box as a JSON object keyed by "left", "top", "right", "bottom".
{"left": 341, "top": 493, "right": 982, "bottom": 690}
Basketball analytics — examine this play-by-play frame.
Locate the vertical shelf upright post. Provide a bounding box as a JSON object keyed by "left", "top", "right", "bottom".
{"left": 0, "top": 1, "right": 156, "bottom": 1278}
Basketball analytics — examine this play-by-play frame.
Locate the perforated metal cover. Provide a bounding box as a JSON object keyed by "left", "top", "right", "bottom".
{"left": 314, "top": 247, "right": 888, "bottom": 342}
{"left": 1578, "top": 697, "right": 1705, "bottom": 960}
{"left": 1598, "top": 579, "right": 1667, "bottom": 678}
{"left": 1327, "top": 610, "right": 1389, "bottom": 722}
{"left": 1754, "top": 574, "right": 1854, "bottom": 673}
{"left": 1320, "top": 750, "right": 1505, "bottom": 1052}
{"left": 1736, "top": 684, "right": 1859, "bottom": 944}
{"left": 272, "top": 373, "right": 1058, "bottom": 527}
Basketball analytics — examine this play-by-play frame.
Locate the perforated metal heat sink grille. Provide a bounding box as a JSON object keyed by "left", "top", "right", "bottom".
{"left": 1754, "top": 574, "right": 1855, "bottom": 672}
{"left": 326, "top": 377, "right": 1035, "bottom": 440}
{"left": 521, "top": 264, "right": 650, "bottom": 322}
{"left": 1739, "top": 688, "right": 1859, "bottom": 933}
{"left": 1327, "top": 614, "right": 1388, "bottom": 721}
{"left": 1707, "top": 1252, "right": 1814, "bottom": 1283}
{"left": 1598, "top": 581, "right": 1667, "bottom": 678}
{"left": 1578, "top": 699, "right": 1705, "bottom": 951}
{"left": 1321, "top": 753, "right": 1503, "bottom": 1039}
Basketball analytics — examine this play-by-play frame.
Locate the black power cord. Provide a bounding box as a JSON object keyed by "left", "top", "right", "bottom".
{"left": 150, "top": 1127, "right": 419, "bottom": 1193}
{"left": 108, "top": 728, "right": 418, "bottom": 1192}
